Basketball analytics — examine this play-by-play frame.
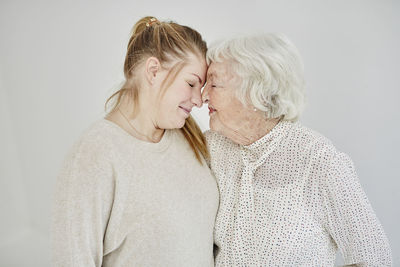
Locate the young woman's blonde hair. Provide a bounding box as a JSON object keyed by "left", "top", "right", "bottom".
{"left": 105, "top": 16, "right": 209, "bottom": 163}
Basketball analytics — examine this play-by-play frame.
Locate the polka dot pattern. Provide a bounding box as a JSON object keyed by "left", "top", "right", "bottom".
{"left": 205, "top": 121, "right": 392, "bottom": 266}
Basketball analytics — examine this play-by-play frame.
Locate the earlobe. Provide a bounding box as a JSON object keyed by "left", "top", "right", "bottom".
{"left": 145, "top": 57, "right": 161, "bottom": 85}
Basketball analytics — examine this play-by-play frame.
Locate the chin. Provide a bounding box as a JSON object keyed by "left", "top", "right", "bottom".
{"left": 161, "top": 115, "right": 186, "bottom": 129}
{"left": 209, "top": 118, "right": 225, "bottom": 135}
{"left": 177, "top": 120, "right": 186, "bottom": 129}
{"left": 173, "top": 117, "right": 186, "bottom": 129}
{"left": 209, "top": 120, "right": 217, "bottom": 132}
{"left": 209, "top": 121, "right": 214, "bottom": 131}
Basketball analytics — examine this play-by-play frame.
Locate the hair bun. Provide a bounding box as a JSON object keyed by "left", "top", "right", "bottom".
{"left": 131, "top": 16, "right": 160, "bottom": 36}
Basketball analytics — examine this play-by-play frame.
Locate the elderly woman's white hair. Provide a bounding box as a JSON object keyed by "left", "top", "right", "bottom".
{"left": 206, "top": 33, "right": 305, "bottom": 121}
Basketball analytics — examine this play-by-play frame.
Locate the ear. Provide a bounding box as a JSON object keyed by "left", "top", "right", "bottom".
{"left": 145, "top": 57, "right": 161, "bottom": 85}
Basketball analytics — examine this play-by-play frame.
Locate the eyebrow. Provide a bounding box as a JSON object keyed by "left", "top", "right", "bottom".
{"left": 207, "top": 73, "right": 218, "bottom": 80}
{"left": 191, "top": 73, "right": 203, "bottom": 84}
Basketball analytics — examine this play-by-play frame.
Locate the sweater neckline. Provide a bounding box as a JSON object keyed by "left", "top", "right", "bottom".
{"left": 101, "top": 118, "right": 174, "bottom": 151}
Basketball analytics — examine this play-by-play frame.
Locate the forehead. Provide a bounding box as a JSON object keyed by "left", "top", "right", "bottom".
{"left": 183, "top": 53, "right": 207, "bottom": 76}
{"left": 207, "top": 60, "right": 236, "bottom": 82}
{"left": 208, "top": 61, "right": 233, "bottom": 77}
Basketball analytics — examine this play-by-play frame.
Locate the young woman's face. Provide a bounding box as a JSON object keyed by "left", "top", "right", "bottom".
{"left": 155, "top": 53, "right": 207, "bottom": 129}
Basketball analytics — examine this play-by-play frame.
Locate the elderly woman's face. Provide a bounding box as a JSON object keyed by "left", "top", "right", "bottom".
{"left": 202, "top": 61, "right": 253, "bottom": 136}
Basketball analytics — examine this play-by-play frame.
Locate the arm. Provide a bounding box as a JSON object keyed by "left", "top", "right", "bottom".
{"left": 322, "top": 152, "right": 392, "bottom": 266}
{"left": 51, "top": 141, "right": 115, "bottom": 267}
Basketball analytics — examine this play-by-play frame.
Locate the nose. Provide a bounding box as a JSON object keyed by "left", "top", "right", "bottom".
{"left": 191, "top": 87, "right": 203, "bottom": 108}
{"left": 202, "top": 83, "right": 209, "bottom": 104}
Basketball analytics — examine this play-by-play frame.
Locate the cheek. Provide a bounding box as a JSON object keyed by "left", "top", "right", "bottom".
{"left": 182, "top": 87, "right": 193, "bottom": 100}
{"left": 217, "top": 100, "right": 246, "bottom": 125}
{"left": 215, "top": 94, "right": 236, "bottom": 115}
{"left": 217, "top": 112, "right": 240, "bottom": 128}
{"left": 162, "top": 91, "right": 185, "bottom": 110}
{"left": 172, "top": 86, "right": 192, "bottom": 104}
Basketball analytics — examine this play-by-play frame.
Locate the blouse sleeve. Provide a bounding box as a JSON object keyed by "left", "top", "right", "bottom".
{"left": 51, "top": 139, "right": 115, "bottom": 267}
{"left": 322, "top": 152, "right": 392, "bottom": 266}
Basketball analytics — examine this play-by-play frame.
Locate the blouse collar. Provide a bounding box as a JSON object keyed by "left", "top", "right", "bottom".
{"left": 240, "top": 120, "right": 294, "bottom": 164}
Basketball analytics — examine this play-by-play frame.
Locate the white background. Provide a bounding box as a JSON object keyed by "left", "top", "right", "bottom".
{"left": 0, "top": 0, "right": 399, "bottom": 266}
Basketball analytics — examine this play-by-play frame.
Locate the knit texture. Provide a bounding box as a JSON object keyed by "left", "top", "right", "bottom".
{"left": 52, "top": 119, "right": 219, "bottom": 267}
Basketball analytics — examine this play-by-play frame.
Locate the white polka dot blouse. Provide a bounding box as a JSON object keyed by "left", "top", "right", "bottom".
{"left": 205, "top": 121, "right": 392, "bottom": 266}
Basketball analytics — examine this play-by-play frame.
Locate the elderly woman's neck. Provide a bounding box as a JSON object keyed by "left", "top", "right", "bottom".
{"left": 223, "top": 115, "right": 280, "bottom": 146}
{"left": 244, "top": 117, "right": 280, "bottom": 145}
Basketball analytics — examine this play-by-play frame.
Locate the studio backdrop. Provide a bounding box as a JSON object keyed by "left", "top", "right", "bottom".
{"left": 0, "top": 0, "right": 399, "bottom": 266}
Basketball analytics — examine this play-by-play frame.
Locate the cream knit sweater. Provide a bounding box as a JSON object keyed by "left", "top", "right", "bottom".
{"left": 51, "top": 119, "right": 219, "bottom": 267}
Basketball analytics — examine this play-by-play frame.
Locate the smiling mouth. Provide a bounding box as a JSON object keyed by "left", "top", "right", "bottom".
{"left": 179, "top": 106, "right": 192, "bottom": 114}
{"left": 208, "top": 106, "right": 217, "bottom": 114}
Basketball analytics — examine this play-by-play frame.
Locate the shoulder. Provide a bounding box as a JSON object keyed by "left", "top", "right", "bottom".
{"left": 76, "top": 120, "right": 114, "bottom": 150}
{"left": 287, "top": 122, "right": 340, "bottom": 159}
{"left": 288, "top": 123, "right": 356, "bottom": 173}
{"left": 203, "top": 130, "right": 241, "bottom": 171}
{"left": 61, "top": 120, "right": 119, "bottom": 174}
{"left": 204, "top": 130, "right": 235, "bottom": 147}
{"left": 290, "top": 123, "right": 334, "bottom": 147}
{"left": 204, "top": 130, "right": 238, "bottom": 154}
{"left": 293, "top": 125, "right": 357, "bottom": 185}
{"left": 204, "top": 129, "right": 220, "bottom": 143}
{"left": 55, "top": 121, "right": 117, "bottom": 211}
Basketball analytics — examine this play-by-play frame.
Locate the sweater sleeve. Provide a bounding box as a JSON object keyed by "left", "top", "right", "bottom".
{"left": 51, "top": 138, "right": 115, "bottom": 267}
{"left": 322, "top": 152, "right": 392, "bottom": 266}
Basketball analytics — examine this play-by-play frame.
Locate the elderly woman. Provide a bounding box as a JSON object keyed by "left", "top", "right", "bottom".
{"left": 202, "top": 34, "right": 392, "bottom": 266}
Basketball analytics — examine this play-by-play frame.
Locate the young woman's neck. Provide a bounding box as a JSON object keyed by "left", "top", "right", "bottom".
{"left": 107, "top": 94, "right": 164, "bottom": 143}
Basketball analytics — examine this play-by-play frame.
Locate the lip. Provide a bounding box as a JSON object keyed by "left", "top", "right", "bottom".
{"left": 179, "top": 106, "right": 192, "bottom": 114}
{"left": 208, "top": 106, "right": 217, "bottom": 115}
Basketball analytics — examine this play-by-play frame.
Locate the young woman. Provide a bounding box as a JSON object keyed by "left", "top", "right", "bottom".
{"left": 52, "top": 16, "right": 218, "bottom": 267}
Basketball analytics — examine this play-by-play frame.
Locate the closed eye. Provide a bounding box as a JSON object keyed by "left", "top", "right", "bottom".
{"left": 188, "top": 82, "right": 194, "bottom": 88}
